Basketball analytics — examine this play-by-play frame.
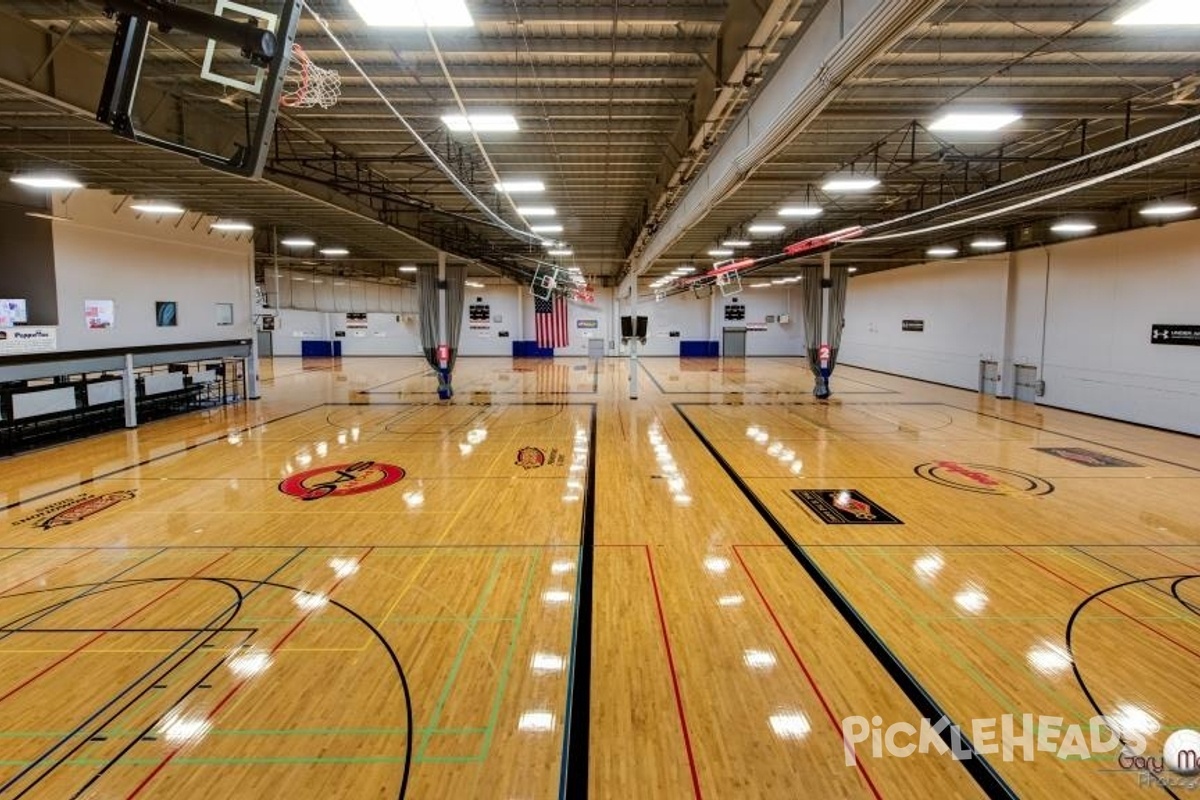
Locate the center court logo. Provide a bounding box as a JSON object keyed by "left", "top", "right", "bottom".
{"left": 914, "top": 461, "right": 1054, "bottom": 496}
{"left": 841, "top": 715, "right": 1199, "bottom": 780}
{"left": 278, "top": 461, "right": 405, "bottom": 501}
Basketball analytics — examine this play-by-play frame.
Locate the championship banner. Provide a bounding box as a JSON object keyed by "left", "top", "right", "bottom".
{"left": 0, "top": 327, "right": 58, "bottom": 356}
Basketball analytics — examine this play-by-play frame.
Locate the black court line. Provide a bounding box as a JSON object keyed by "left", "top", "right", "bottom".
{"left": 674, "top": 403, "right": 1019, "bottom": 800}
{"left": 358, "top": 361, "right": 602, "bottom": 397}
{"left": 638, "top": 360, "right": 897, "bottom": 397}
{"left": 560, "top": 404, "right": 597, "bottom": 800}
{"left": 0, "top": 403, "right": 328, "bottom": 512}
{"left": 355, "top": 366, "right": 442, "bottom": 393}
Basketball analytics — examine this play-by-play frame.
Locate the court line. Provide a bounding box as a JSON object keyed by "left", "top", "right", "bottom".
{"left": 476, "top": 551, "right": 539, "bottom": 760}
{"left": 559, "top": 405, "right": 597, "bottom": 800}
{"left": 416, "top": 553, "right": 506, "bottom": 761}
{"left": 733, "top": 546, "right": 885, "bottom": 799}
{"left": 644, "top": 545, "right": 704, "bottom": 800}
{"left": 0, "top": 551, "right": 229, "bottom": 707}
{"left": 0, "top": 403, "right": 327, "bottom": 513}
{"left": 0, "top": 549, "right": 97, "bottom": 597}
{"left": 675, "top": 403, "right": 1019, "bottom": 800}
{"left": 1065, "top": 548, "right": 1200, "bottom": 620}
{"left": 121, "top": 547, "right": 380, "bottom": 800}
{"left": 1006, "top": 547, "right": 1200, "bottom": 661}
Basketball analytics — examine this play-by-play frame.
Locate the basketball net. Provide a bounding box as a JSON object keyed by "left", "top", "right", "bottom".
{"left": 281, "top": 45, "right": 343, "bottom": 109}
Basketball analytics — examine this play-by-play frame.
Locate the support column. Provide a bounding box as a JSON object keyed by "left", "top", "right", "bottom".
{"left": 815, "top": 252, "right": 833, "bottom": 399}
{"left": 628, "top": 289, "right": 639, "bottom": 399}
{"left": 122, "top": 353, "right": 138, "bottom": 429}
{"left": 436, "top": 251, "right": 451, "bottom": 399}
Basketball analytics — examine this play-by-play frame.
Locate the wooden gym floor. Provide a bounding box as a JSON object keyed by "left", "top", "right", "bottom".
{"left": 0, "top": 355, "right": 1197, "bottom": 798}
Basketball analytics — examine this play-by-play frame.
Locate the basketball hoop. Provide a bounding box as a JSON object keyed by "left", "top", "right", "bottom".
{"left": 281, "top": 45, "right": 342, "bottom": 109}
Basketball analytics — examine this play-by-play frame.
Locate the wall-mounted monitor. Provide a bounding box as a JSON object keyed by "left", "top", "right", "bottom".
{"left": 0, "top": 299, "right": 28, "bottom": 327}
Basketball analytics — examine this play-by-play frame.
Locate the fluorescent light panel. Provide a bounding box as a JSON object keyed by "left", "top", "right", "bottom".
{"left": 132, "top": 202, "right": 185, "bottom": 214}
{"left": 348, "top": 0, "right": 474, "bottom": 27}
{"left": 747, "top": 224, "right": 785, "bottom": 234}
{"left": 929, "top": 111, "right": 1022, "bottom": 132}
{"left": 821, "top": 177, "right": 880, "bottom": 192}
{"left": 927, "top": 247, "right": 959, "bottom": 257}
{"left": 778, "top": 205, "right": 823, "bottom": 218}
{"left": 547, "top": 249, "right": 573, "bottom": 256}
{"left": 211, "top": 221, "right": 253, "bottom": 232}
{"left": 1051, "top": 221, "right": 1096, "bottom": 234}
{"left": 399, "top": 265, "right": 419, "bottom": 273}
{"left": 722, "top": 239, "right": 752, "bottom": 247}
{"left": 970, "top": 238, "right": 1006, "bottom": 250}
{"left": 320, "top": 247, "right": 350, "bottom": 256}
{"left": 708, "top": 248, "right": 735, "bottom": 257}
{"left": 517, "top": 206, "right": 556, "bottom": 217}
{"left": 442, "top": 114, "right": 518, "bottom": 132}
{"left": 1140, "top": 201, "right": 1198, "bottom": 217}
{"left": 530, "top": 224, "right": 562, "bottom": 233}
{"left": 495, "top": 180, "right": 544, "bottom": 193}
{"left": 281, "top": 237, "right": 315, "bottom": 247}
{"left": 10, "top": 174, "right": 83, "bottom": 190}
{"left": 1115, "top": 0, "right": 1200, "bottom": 25}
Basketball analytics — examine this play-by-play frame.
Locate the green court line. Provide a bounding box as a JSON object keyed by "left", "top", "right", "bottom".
{"left": 0, "top": 756, "right": 409, "bottom": 767}
{"left": 875, "top": 549, "right": 1092, "bottom": 722}
{"left": 847, "top": 550, "right": 1018, "bottom": 716}
{"left": 415, "top": 552, "right": 506, "bottom": 761}
{"left": 476, "top": 551, "right": 541, "bottom": 760}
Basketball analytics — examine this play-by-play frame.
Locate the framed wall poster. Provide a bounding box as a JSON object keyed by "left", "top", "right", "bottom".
{"left": 85, "top": 299, "right": 115, "bottom": 329}
{"left": 216, "top": 303, "right": 234, "bottom": 326}
{"left": 156, "top": 301, "right": 178, "bottom": 327}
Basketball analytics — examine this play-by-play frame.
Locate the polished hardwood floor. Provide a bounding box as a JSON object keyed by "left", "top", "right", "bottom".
{"left": 0, "top": 355, "right": 1197, "bottom": 798}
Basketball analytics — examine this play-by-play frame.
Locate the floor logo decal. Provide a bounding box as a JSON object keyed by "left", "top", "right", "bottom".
{"left": 915, "top": 461, "right": 1054, "bottom": 496}
{"left": 279, "top": 461, "right": 405, "bottom": 501}
{"left": 515, "top": 447, "right": 546, "bottom": 470}
{"left": 11, "top": 491, "right": 138, "bottom": 530}
{"left": 791, "top": 489, "right": 903, "bottom": 525}
{"left": 1034, "top": 447, "right": 1141, "bottom": 468}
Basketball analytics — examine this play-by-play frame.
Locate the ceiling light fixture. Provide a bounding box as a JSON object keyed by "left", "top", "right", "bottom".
{"left": 10, "top": 173, "right": 83, "bottom": 191}
{"left": 348, "top": 0, "right": 474, "bottom": 27}
{"left": 1140, "top": 200, "right": 1198, "bottom": 218}
{"left": 747, "top": 223, "right": 785, "bottom": 234}
{"left": 442, "top": 113, "right": 518, "bottom": 132}
{"left": 929, "top": 111, "right": 1022, "bottom": 132}
{"left": 970, "top": 237, "right": 1007, "bottom": 250}
{"left": 821, "top": 176, "right": 880, "bottom": 192}
{"left": 707, "top": 248, "right": 735, "bottom": 257}
{"left": 517, "top": 206, "right": 556, "bottom": 217}
{"left": 778, "top": 205, "right": 824, "bottom": 218}
{"left": 722, "top": 239, "right": 752, "bottom": 247}
{"left": 320, "top": 247, "right": 350, "bottom": 256}
{"left": 927, "top": 246, "right": 959, "bottom": 258}
{"left": 1051, "top": 220, "right": 1097, "bottom": 235}
{"left": 530, "top": 224, "right": 562, "bottom": 233}
{"left": 211, "top": 221, "right": 254, "bottom": 232}
{"left": 848, "top": 267, "right": 858, "bottom": 273}
{"left": 131, "top": 202, "right": 185, "bottom": 215}
{"left": 281, "top": 237, "right": 315, "bottom": 248}
{"left": 547, "top": 249, "right": 573, "bottom": 257}
{"left": 495, "top": 180, "right": 545, "bottom": 194}
{"left": 1115, "top": 0, "right": 1200, "bottom": 25}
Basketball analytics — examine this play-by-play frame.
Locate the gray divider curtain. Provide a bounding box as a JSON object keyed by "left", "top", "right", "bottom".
{"left": 801, "top": 264, "right": 823, "bottom": 378}
{"left": 444, "top": 264, "right": 466, "bottom": 370}
{"left": 416, "top": 266, "right": 439, "bottom": 371}
{"left": 827, "top": 265, "right": 850, "bottom": 370}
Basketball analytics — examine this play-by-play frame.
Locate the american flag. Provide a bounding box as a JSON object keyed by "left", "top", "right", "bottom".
{"left": 535, "top": 294, "right": 569, "bottom": 348}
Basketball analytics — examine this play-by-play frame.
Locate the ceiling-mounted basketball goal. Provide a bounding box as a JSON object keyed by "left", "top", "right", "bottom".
{"left": 97, "top": 0, "right": 338, "bottom": 179}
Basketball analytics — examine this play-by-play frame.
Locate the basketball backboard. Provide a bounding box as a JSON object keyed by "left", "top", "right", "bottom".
{"left": 97, "top": 0, "right": 303, "bottom": 179}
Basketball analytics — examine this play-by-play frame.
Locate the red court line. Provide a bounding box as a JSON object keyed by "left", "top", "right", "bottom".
{"left": 643, "top": 546, "right": 704, "bottom": 800}
{"left": 1008, "top": 546, "right": 1200, "bottom": 661}
{"left": 0, "top": 551, "right": 231, "bottom": 707}
{"left": 0, "top": 550, "right": 97, "bottom": 596}
{"left": 732, "top": 546, "right": 885, "bottom": 800}
{"left": 124, "top": 547, "right": 375, "bottom": 800}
